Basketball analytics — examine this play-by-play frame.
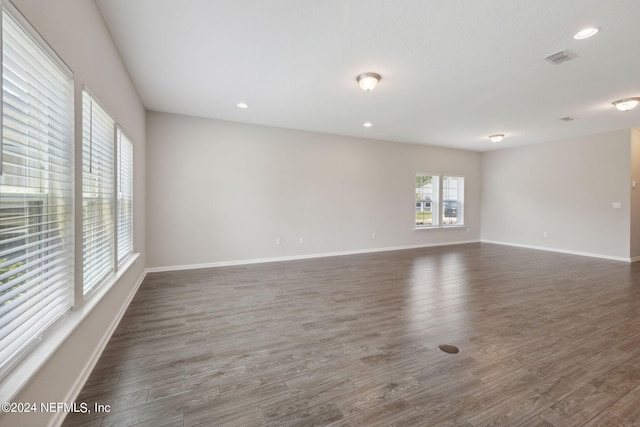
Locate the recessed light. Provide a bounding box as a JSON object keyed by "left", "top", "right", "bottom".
{"left": 488, "top": 134, "right": 504, "bottom": 143}
{"left": 573, "top": 27, "right": 599, "bottom": 40}
{"left": 237, "top": 102, "right": 248, "bottom": 109}
{"left": 363, "top": 122, "right": 372, "bottom": 128}
{"left": 612, "top": 97, "right": 640, "bottom": 112}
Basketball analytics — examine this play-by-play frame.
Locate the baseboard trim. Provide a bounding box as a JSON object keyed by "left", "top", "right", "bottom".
{"left": 631, "top": 256, "right": 640, "bottom": 263}
{"left": 146, "top": 240, "right": 481, "bottom": 273}
{"left": 481, "top": 240, "right": 631, "bottom": 263}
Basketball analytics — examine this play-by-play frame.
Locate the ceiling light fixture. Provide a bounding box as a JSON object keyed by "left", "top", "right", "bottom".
{"left": 612, "top": 97, "right": 640, "bottom": 112}
{"left": 356, "top": 72, "right": 381, "bottom": 92}
{"left": 489, "top": 134, "right": 504, "bottom": 143}
{"left": 363, "top": 122, "right": 372, "bottom": 128}
{"left": 573, "top": 27, "right": 600, "bottom": 40}
{"left": 237, "top": 102, "right": 248, "bottom": 109}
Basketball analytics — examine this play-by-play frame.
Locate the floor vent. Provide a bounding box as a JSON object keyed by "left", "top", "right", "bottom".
{"left": 439, "top": 344, "right": 459, "bottom": 354}
{"left": 544, "top": 49, "right": 578, "bottom": 65}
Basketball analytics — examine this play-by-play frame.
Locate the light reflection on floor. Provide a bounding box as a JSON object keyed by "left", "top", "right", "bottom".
{"left": 402, "top": 251, "right": 472, "bottom": 339}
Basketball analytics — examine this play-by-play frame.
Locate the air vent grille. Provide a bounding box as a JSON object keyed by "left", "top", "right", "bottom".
{"left": 544, "top": 49, "right": 578, "bottom": 65}
{"left": 560, "top": 116, "right": 576, "bottom": 121}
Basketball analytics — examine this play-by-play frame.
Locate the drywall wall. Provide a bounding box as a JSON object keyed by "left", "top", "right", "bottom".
{"left": 1, "top": 1, "right": 146, "bottom": 426}
{"left": 481, "top": 129, "right": 631, "bottom": 260}
{"left": 146, "top": 112, "right": 481, "bottom": 269}
{"left": 631, "top": 128, "right": 640, "bottom": 260}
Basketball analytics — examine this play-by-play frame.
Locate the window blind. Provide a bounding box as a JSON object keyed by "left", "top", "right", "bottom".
{"left": 82, "top": 91, "right": 114, "bottom": 294}
{"left": 0, "top": 6, "right": 74, "bottom": 376}
{"left": 116, "top": 128, "right": 133, "bottom": 264}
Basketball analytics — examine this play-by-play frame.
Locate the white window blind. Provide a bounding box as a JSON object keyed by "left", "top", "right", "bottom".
{"left": 116, "top": 128, "right": 133, "bottom": 264}
{"left": 0, "top": 5, "right": 74, "bottom": 376}
{"left": 82, "top": 91, "right": 114, "bottom": 294}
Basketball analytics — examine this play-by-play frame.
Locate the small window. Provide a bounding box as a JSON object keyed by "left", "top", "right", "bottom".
{"left": 415, "top": 174, "right": 464, "bottom": 228}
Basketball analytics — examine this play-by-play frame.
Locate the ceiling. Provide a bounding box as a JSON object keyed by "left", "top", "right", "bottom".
{"left": 95, "top": 0, "right": 640, "bottom": 152}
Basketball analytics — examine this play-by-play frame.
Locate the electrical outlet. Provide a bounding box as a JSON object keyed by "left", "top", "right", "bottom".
{"left": 543, "top": 232, "right": 548, "bottom": 238}
{"left": 275, "top": 238, "right": 281, "bottom": 246}
{"left": 371, "top": 232, "right": 376, "bottom": 239}
{"left": 299, "top": 237, "right": 304, "bottom": 244}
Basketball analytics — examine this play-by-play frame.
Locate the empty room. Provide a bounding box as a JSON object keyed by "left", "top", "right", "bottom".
{"left": 1, "top": 0, "right": 640, "bottom": 426}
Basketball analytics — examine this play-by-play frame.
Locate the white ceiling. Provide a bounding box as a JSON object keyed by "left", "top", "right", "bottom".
{"left": 96, "top": 0, "right": 640, "bottom": 152}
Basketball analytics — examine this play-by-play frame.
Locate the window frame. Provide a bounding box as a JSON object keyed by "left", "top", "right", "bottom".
{"left": 414, "top": 173, "right": 465, "bottom": 230}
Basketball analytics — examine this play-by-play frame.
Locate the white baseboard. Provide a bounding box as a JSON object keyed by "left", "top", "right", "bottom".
{"left": 481, "top": 240, "right": 631, "bottom": 262}
{"left": 146, "top": 240, "right": 481, "bottom": 273}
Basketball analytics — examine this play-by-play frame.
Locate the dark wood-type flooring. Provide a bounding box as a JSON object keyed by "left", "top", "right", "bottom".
{"left": 63, "top": 243, "right": 640, "bottom": 426}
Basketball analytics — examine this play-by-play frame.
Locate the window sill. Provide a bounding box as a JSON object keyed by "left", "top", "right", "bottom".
{"left": 414, "top": 225, "right": 468, "bottom": 231}
{"left": 0, "top": 253, "right": 140, "bottom": 404}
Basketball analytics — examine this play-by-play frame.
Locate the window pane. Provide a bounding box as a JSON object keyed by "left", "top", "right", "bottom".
{"left": 82, "top": 91, "right": 115, "bottom": 294}
{"left": 442, "top": 176, "right": 464, "bottom": 225}
{"left": 0, "top": 7, "right": 74, "bottom": 376}
{"left": 415, "top": 174, "right": 439, "bottom": 227}
{"left": 116, "top": 128, "right": 133, "bottom": 264}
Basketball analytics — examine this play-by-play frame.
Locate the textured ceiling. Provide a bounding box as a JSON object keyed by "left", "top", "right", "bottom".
{"left": 96, "top": 0, "right": 640, "bottom": 151}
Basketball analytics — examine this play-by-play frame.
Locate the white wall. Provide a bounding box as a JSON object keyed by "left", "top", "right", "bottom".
{"left": 481, "top": 129, "right": 632, "bottom": 260}
{"left": 631, "top": 128, "right": 640, "bottom": 260}
{"left": 146, "top": 112, "right": 480, "bottom": 269}
{"left": 1, "top": 1, "right": 146, "bottom": 426}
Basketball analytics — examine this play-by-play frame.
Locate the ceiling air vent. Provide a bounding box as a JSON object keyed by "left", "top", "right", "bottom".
{"left": 544, "top": 49, "right": 578, "bottom": 65}
{"left": 560, "top": 116, "right": 575, "bottom": 121}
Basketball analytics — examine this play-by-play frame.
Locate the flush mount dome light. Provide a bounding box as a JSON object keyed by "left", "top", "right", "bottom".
{"left": 613, "top": 97, "right": 640, "bottom": 112}
{"left": 237, "top": 102, "right": 248, "bottom": 109}
{"left": 363, "top": 122, "right": 372, "bottom": 128}
{"left": 357, "top": 72, "right": 381, "bottom": 91}
{"left": 573, "top": 27, "right": 600, "bottom": 40}
{"left": 489, "top": 134, "right": 504, "bottom": 143}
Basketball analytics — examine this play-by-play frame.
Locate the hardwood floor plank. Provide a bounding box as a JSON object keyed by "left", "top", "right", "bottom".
{"left": 582, "top": 411, "right": 635, "bottom": 427}
{"left": 329, "top": 398, "right": 415, "bottom": 426}
{"left": 605, "top": 384, "right": 640, "bottom": 422}
{"left": 262, "top": 375, "right": 355, "bottom": 422}
{"left": 262, "top": 401, "right": 344, "bottom": 426}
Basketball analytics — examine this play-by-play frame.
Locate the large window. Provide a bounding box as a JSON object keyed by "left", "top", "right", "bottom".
{"left": 82, "top": 91, "right": 115, "bottom": 294}
{"left": 415, "top": 173, "right": 464, "bottom": 228}
{"left": 0, "top": 4, "right": 74, "bottom": 376}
